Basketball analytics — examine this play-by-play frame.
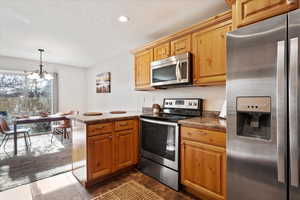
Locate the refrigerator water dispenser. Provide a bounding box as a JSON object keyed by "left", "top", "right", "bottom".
{"left": 236, "top": 97, "right": 271, "bottom": 140}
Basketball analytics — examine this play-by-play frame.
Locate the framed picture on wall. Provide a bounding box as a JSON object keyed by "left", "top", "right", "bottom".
{"left": 96, "top": 72, "right": 111, "bottom": 93}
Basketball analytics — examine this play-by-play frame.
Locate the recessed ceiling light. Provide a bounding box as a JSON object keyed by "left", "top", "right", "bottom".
{"left": 118, "top": 16, "right": 129, "bottom": 22}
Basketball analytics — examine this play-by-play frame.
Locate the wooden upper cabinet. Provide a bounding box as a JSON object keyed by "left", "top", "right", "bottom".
{"left": 87, "top": 133, "right": 113, "bottom": 180}
{"left": 192, "top": 22, "right": 232, "bottom": 85}
{"left": 233, "top": 0, "right": 298, "bottom": 28}
{"left": 171, "top": 34, "right": 191, "bottom": 56}
{"left": 131, "top": 10, "right": 232, "bottom": 88}
{"left": 153, "top": 42, "right": 170, "bottom": 61}
{"left": 134, "top": 49, "right": 153, "bottom": 90}
{"left": 115, "top": 130, "right": 134, "bottom": 170}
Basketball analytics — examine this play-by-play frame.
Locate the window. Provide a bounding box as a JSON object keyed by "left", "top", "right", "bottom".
{"left": 0, "top": 70, "right": 57, "bottom": 132}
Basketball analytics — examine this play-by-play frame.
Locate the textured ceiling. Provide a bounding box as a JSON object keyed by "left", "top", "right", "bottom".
{"left": 0, "top": 0, "right": 228, "bottom": 67}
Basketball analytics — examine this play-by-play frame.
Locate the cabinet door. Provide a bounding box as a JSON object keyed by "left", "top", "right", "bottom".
{"left": 135, "top": 49, "right": 153, "bottom": 89}
{"left": 116, "top": 130, "right": 134, "bottom": 170}
{"left": 192, "top": 23, "right": 232, "bottom": 85}
{"left": 171, "top": 35, "right": 191, "bottom": 56}
{"left": 88, "top": 134, "right": 113, "bottom": 180}
{"left": 153, "top": 42, "right": 170, "bottom": 61}
{"left": 181, "top": 140, "right": 226, "bottom": 200}
{"left": 234, "top": 0, "right": 298, "bottom": 28}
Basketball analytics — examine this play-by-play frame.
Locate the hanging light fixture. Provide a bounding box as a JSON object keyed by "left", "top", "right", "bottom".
{"left": 27, "top": 49, "right": 53, "bottom": 81}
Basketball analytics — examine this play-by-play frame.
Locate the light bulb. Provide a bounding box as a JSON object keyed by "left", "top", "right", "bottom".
{"left": 44, "top": 73, "right": 53, "bottom": 80}
{"left": 28, "top": 72, "right": 40, "bottom": 80}
{"left": 118, "top": 16, "right": 129, "bottom": 22}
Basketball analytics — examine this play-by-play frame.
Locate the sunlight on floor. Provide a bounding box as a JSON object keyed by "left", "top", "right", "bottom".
{"left": 0, "top": 133, "right": 72, "bottom": 192}
{"left": 34, "top": 173, "right": 75, "bottom": 195}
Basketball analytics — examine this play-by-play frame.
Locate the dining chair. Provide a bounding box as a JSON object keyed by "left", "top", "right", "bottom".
{"left": 0, "top": 118, "right": 31, "bottom": 149}
{"left": 51, "top": 111, "right": 74, "bottom": 143}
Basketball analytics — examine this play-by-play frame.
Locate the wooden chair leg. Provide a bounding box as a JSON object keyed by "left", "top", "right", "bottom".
{"left": 61, "top": 129, "right": 64, "bottom": 143}
{"left": 0, "top": 135, "right": 7, "bottom": 147}
{"left": 51, "top": 133, "right": 54, "bottom": 143}
{"left": 26, "top": 132, "right": 31, "bottom": 145}
{"left": 64, "top": 128, "right": 67, "bottom": 139}
{"left": 23, "top": 133, "right": 28, "bottom": 148}
{"left": 3, "top": 134, "right": 10, "bottom": 149}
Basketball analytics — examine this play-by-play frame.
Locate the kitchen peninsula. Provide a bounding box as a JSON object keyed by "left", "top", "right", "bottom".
{"left": 70, "top": 112, "right": 140, "bottom": 187}
{"left": 69, "top": 107, "right": 228, "bottom": 200}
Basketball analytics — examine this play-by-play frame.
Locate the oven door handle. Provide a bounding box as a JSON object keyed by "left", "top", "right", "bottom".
{"left": 140, "top": 118, "right": 179, "bottom": 127}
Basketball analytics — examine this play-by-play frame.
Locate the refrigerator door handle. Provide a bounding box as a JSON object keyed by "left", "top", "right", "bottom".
{"left": 276, "top": 40, "right": 287, "bottom": 184}
{"left": 289, "top": 37, "right": 299, "bottom": 187}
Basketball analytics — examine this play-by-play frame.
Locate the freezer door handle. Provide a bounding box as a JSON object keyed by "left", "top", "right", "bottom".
{"left": 276, "top": 40, "right": 287, "bottom": 184}
{"left": 289, "top": 37, "right": 299, "bottom": 187}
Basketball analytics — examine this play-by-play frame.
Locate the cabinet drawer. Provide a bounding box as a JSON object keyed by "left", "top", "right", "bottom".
{"left": 181, "top": 126, "right": 226, "bottom": 147}
{"left": 88, "top": 122, "right": 113, "bottom": 136}
{"left": 115, "top": 120, "right": 134, "bottom": 131}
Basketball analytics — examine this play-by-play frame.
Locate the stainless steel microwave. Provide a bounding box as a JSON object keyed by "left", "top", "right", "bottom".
{"left": 151, "top": 52, "right": 192, "bottom": 87}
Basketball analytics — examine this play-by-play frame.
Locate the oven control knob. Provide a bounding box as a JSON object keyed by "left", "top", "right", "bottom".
{"left": 189, "top": 102, "right": 192, "bottom": 106}
{"left": 193, "top": 102, "right": 197, "bottom": 106}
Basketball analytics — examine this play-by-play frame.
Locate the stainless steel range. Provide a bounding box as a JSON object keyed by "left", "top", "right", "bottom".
{"left": 138, "top": 98, "right": 203, "bottom": 191}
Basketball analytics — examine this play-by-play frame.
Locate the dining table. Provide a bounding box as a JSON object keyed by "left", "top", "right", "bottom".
{"left": 13, "top": 115, "right": 69, "bottom": 155}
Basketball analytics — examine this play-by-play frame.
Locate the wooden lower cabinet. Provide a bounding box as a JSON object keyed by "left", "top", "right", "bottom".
{"left": 88, "top": 133, "right": 113, "bottom": 180}
{"left": 75, "top": 118, "right": 139, "bottom": 186}
{"left": 115, "top": 130, "right": 134, "bottom": 170}
{"left": 181, "top": 127, "right": 226, "bottom": 200}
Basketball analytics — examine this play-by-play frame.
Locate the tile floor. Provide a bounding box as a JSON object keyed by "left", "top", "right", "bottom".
{"left": 0, "top": 169, "right": 199, "bottom": 200}
{"left": 0, "top": 133, "right": 72, "bottom": 191}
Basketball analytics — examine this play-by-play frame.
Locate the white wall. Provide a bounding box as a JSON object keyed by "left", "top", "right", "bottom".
{"left": 0, "top": 55, "right": 87, "bottom": 113}
{"left": 87, "top": 52, "right": 226, "bottom": 112}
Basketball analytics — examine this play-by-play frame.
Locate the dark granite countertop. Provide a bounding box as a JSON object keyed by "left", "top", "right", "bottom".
{"left": 178, "top": 116, "right": 226, "bottom": 132}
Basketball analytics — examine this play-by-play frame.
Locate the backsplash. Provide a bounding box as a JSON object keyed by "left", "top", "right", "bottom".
{"left": 135, "top": 86, "right": 226, "bottom": 111}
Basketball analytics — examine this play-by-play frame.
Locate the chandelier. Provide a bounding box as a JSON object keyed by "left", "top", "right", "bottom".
{"left": 27, "top": 49, "right": 53, "bottom": 80}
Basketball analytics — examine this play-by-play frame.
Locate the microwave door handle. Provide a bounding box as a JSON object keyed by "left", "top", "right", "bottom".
{"left": 289, "top": 37, "right": 299, "bottom": 187}
{"left": 276, "top": 40, "right": 286, "bottom": 184}
{"left": 175, "top": 61, "right": 181, "bottom": 81}
{"left": 178, "top": 61, "right": 182, "bottom": 81}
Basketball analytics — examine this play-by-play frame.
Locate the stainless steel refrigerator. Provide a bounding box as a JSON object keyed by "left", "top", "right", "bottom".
{"left": 227, "top": 9, "right": 300, "bottom": 200}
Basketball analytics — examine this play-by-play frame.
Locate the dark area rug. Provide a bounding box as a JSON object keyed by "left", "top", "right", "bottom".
{"left": 0, "top": 133, "right": 72, "bottom": 192}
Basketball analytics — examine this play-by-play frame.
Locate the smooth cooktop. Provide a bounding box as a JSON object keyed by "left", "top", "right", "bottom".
{"left": 140, "top": 113, "right": 191, "bottom": 122}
